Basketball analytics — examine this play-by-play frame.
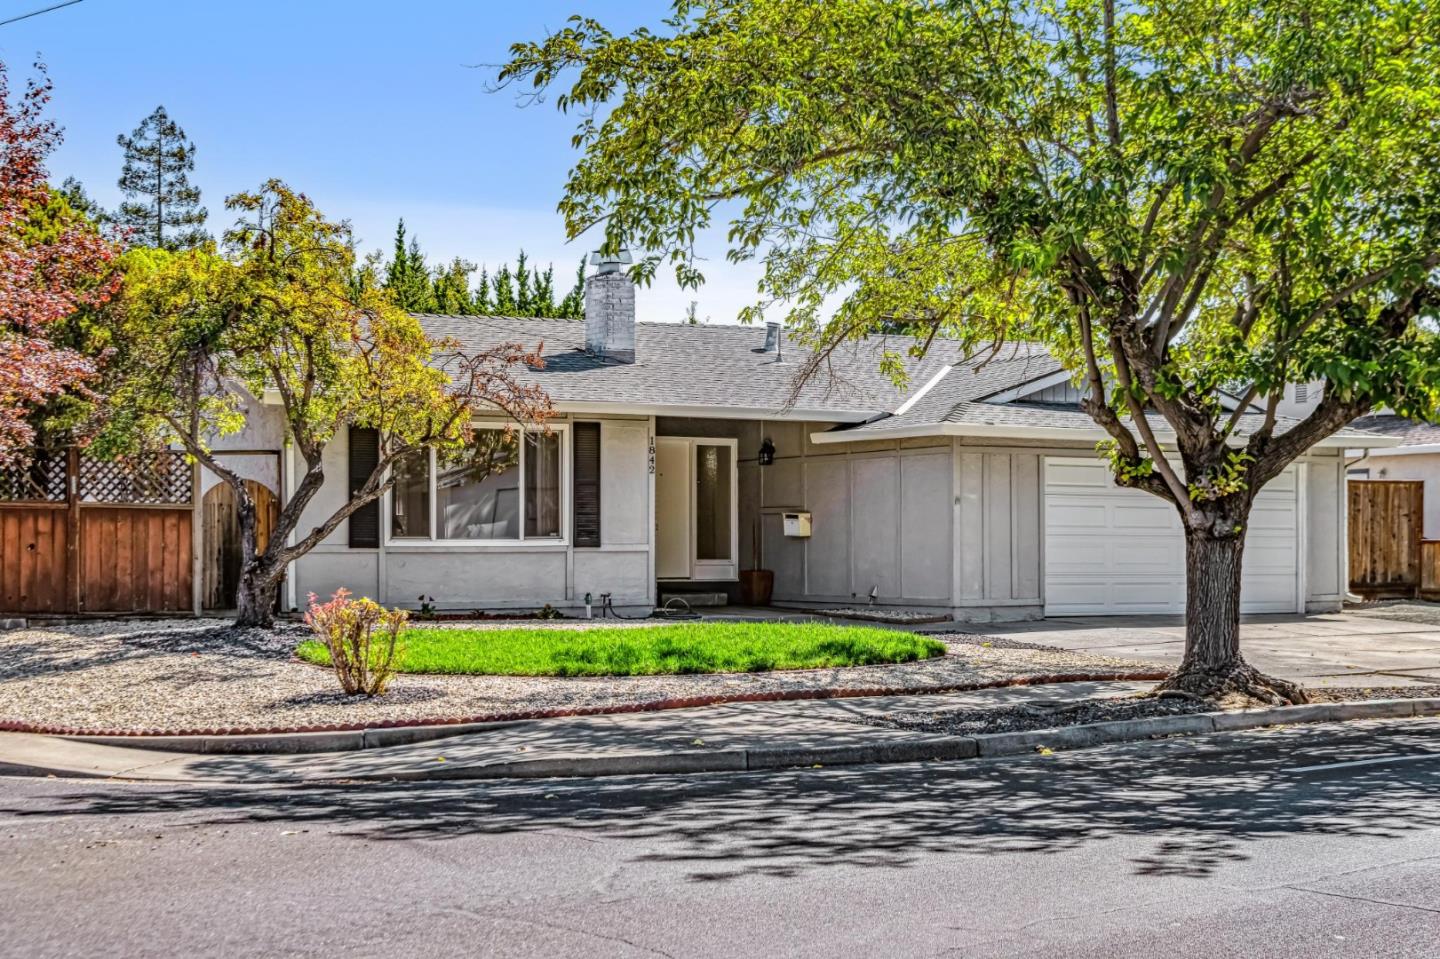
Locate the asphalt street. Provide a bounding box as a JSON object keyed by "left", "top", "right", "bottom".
{"left": 2, "top": 718, "right": 1438, "bottom": 958}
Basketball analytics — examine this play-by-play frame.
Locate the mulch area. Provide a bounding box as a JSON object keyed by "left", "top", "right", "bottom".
{"left": 0, "top": 619, "right": 1166, "bottom": 736}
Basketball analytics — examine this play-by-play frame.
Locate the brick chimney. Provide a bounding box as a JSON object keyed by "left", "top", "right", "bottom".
{"left": 585, "top": 250, "right": 636, "bottom": 364}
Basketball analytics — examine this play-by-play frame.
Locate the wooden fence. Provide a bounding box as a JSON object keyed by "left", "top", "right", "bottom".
{"left": 1422, "top": 541, "right": 1440, "bottom": 602}
{"left": 1348, "top": 479, "right": 1428, "bottom": 598}
{"left": 0, "top": 450, "right": 194, "bottom": 615}
{"left": 201, "top": 479, "right": 278, "bottom": 610}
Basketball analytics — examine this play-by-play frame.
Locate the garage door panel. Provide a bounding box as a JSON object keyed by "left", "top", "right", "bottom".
{"left": 1045, "top": 462, "right": 1113, "bottom": 488}
{"left": 1043, "top": 457, "right": 1298, "bottom": 616}
{"left": 1044, "top": 499, "right": 1110, "bottom": 529}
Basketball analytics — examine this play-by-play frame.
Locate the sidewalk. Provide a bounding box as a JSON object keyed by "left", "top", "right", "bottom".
{"left": 1, "top": 680, "right": 1147, "bottom": 783}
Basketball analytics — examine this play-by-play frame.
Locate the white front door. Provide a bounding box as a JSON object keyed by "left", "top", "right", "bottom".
{"left": 654, "top": 437, "right": 739, "bottom": 581}
{"left": 1043, "top": 457, "right": 1300, "bottom": 616}
{"left": 655, "top": 438, "right": 692, "bottom": 579}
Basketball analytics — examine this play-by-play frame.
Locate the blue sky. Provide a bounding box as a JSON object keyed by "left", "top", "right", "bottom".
{"left": 1, "top": 0, "right": 760, "bottom": 323}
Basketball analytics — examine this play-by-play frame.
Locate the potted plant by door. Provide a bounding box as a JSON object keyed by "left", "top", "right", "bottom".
{"left": 738, "top": 517, "right": 774, "bottom": 606}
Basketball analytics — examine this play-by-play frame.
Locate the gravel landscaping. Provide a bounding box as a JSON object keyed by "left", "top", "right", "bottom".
{"left": 0, "top": 618, "right": 1164, "bottom": 734}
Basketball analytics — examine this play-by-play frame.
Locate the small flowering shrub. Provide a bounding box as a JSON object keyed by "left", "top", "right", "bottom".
{"left": 303, "top": 589, "right": 408, "bottom": 696}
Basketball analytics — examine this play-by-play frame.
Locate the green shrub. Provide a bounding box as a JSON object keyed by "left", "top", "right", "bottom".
{"left": 303, "top": 589, "right": 408, "bottom": 696}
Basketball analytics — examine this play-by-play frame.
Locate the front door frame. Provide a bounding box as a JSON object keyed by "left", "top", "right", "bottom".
{"left": 655, "top": 436, "right": 740, "bottom": 582}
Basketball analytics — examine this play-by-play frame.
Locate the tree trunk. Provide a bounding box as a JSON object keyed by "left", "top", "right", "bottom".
{"left": 1154, "top": 521, "right": 1308, "bottom": 705}
{"left": 1180, "top": 531, "right": 1245, "bottom": 673}
{"left": 234, "top": 563, "right": 280, "bottom": 629}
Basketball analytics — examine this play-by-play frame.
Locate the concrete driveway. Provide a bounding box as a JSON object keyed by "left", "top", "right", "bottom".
{"left": 973, "top": 606, "right": 1440, "bottom": 687}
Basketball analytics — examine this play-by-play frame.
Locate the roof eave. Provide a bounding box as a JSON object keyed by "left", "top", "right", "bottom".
{"left": 809, "top": 422, "right": 1402, "bottom": 449}
{"left": 1355, "top": 441, "right": 1440, "bottom": 457}
{"left": 554, "top": 400, "right": 877, "bottom": 423}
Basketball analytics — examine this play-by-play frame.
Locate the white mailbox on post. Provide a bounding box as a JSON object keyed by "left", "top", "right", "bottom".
{"left": 782, "top": 511, "right": 812, "bottom": 537}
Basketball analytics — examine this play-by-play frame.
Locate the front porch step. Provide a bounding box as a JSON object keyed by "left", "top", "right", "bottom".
{"left": 659, "top": 591, "right": 728, "bottom": 609}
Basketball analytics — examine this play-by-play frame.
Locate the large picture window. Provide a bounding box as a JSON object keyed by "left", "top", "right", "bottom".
{"left": 388, "top": 426, "right": 565, "bottom": 543}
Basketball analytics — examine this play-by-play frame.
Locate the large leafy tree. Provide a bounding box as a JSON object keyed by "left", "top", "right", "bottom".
{"left": 115, "top": 105, "right": 209, "bottom": 250}
{"left": 504, "top": 0, "right": 1440, "bottom": 701}
{"left": 106, "top": 181, "right": 551, "bottom": 627}
{"left": 0, "top": 62, "right": 119, "bottom": 467}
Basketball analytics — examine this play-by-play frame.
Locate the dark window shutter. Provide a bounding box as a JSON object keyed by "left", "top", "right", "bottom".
{"left": 572, "top": 423, "right": 601, "bottom": 548}
{"left": 348, "top": 426, "right": 381, "bottom": 548}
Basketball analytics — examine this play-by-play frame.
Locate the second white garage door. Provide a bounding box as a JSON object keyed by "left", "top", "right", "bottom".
{"left": 1043, "top": 457, "right": 1299, "bottom": 616}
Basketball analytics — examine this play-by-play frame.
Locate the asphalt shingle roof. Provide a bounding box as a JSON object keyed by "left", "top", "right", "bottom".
{"left": 415, "top": 315, "right": 1055, "bottom": 420}
{"left": 1349, "top": 414, "right": 1440, "bottom": 448}
{"left": 414, "top": 314, "right": 1387, "bottom": 445}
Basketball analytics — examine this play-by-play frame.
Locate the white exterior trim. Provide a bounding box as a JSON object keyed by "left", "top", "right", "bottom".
{"left": 1354, "top": 442, "right": 1440, "bottom": 457}
{"left": 809, "top": 420, "right": 1400, "bottom": 449}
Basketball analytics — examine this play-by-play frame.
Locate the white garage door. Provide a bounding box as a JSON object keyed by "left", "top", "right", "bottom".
{"left": 1043, "top": 457, "right": 1299, "bottom": 616}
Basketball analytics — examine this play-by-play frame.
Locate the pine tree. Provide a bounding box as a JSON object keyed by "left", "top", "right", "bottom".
{"left": 473, "top": 266, "right": 492, "bottom": 314}
{"left": 383, "top": 220, "right": 433, "bottom": 312}
{"left": 558, "top": 258, "right": 586, "bottom": 318}
{"left": 114, "top": 106, "right": 208, "bottom": 249}
{"left": 514, "top": 250, "right": 533, "bottom": 315}
{"left": 432, "top": 257, "right": 478, "bottom": 314}
{"left": 57, "top": 176, "right": 104, "bottom": 224}
{"left": 532, "top": 264, "right": 556, "bottom": 317}
{"left": 492, "top": 263, "right": 517, "bottom": 314}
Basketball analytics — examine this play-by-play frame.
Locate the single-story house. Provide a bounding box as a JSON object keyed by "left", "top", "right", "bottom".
{"left": 206, "top": 262, "right": 1392, "bottom": 621}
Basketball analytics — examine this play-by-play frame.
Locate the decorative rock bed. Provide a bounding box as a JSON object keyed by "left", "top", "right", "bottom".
{"left": 0, "top": 618, "right": 1167, "bottom": 735}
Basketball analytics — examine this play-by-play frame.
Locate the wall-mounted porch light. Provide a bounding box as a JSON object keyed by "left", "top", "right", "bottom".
{"left": 758, "top": 438, "right": 776, "bottom": 466}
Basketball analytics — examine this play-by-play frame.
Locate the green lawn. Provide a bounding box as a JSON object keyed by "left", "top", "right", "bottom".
{"left": 295, "top": 621, "right": 947, "bottom": 677}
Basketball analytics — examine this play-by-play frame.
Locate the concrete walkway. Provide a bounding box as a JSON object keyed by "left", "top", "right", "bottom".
{"left": 0, "top": 680, "right": 1146, "bottom": 783}
{"left": 969, "top": 610, "right": 1440, "bottom": 686}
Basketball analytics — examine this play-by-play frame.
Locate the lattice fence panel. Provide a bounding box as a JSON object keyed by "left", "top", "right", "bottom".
{"left": 0, "top": 453, "right": 67, "bottom": 503}
{"left": 80, "top": 451, "right": 192, "bottom": 505}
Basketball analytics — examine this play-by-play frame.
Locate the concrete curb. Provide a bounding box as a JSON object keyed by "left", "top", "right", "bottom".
{"left": 10, "top": 670, "right": 1168, "bottom": 752}
{"left": 338, "top": 697, "right": 1440, "bottom": 782}
{"left": 70, "top": 721, "right": 532, "bottom": 756}
{"left": 4, "top": 697, "right": 1437, "bottom": 783}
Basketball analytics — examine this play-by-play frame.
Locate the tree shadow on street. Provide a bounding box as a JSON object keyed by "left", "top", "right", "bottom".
{"left": 10, "top": 722, "right": 1440, "bottom": 883}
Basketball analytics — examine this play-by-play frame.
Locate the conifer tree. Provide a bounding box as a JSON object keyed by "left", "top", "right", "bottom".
{"left": 492, "top": 263, "right": 517, "bottom": 314}
{"left": 532, "top": 264, "right": 556, "bottom": 317}
{"left": 432, "top": 257, "right": 478, "bottom": 314}
{"left": 114, "top": 106, "right": 208, "bottom": 249}
{"left": 58, "top": 176, "right": 104, "bottom": 224}
{"left": 557, "top": 258, "right": 586, "bottom": 318}
{"left": 473, "top": 265, "right": 492, "bottom": 314}
{"left": 514, "top": 250, "right": 533, "bottom": 315}
{"left": 383, "top": 219, "right": 433, "bottom": 312}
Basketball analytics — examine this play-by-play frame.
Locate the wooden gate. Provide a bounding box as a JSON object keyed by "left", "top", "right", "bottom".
{"left": 202, "top": 480, "right": 278, "bottom": 610}
{"left": 0, "top": 450, "right": 195, "bottom": 614}
{"left": 1348, "top": 480, "right": 1425, "bottom": 598}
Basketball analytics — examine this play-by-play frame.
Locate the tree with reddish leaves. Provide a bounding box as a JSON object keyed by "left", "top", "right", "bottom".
{"left": 0, "top": 61, "right": 120, "bottom": 467}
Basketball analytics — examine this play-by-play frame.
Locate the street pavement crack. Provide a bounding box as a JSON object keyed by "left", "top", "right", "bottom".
{"left": 433, "top": 906, "right": 677, "bottom": 958}
{"left": 1285, "top": 884, "right": 1440, "bottom": 916}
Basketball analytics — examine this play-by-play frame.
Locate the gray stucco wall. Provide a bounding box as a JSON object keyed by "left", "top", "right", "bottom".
{"left": 724, "top": 420, "right": 955, "bottom": 607}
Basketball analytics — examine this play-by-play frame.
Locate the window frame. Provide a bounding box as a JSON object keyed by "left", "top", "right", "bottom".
{"left": 384, "top": 422, "right": 570, "bottom": 548}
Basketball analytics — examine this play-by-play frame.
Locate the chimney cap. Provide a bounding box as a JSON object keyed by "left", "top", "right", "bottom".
{"left": 588, "top": 249, "right": 634, "bottom": 274}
